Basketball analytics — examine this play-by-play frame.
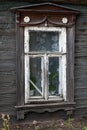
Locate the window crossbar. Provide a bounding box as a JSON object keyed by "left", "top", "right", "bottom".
{"left": 29, "top": 79, "right": 42, "bottom": 96}
{"left": 25, "top": 52, "right": 67, "bottom": 56}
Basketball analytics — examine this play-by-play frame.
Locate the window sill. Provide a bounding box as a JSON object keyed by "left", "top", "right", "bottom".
{"left": 27, "top": 96, "right": 63, "bottom": 102}
{"left": 15, "top": 101, "right": 76, "bottom": 112}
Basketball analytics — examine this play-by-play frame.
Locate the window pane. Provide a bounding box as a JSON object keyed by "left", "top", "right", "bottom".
{"left": 29, "top": 57, "right": 43, "bottom": 97}
{"left": 29, "top": 31, "right": 59, "bottom": 52}
{"left": 49, "top": 57, "right": 59, "bottom": 96}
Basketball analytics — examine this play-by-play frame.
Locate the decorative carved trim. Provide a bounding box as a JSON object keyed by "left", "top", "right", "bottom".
{"left": 47, "top": 18, "right": 74, "bottom": 26}
{"left": 15, "top": 101, "right": 76, "bottom": 118}
{"left": 11, "top": 3, "right": 79, "bottom": 27}
{"left": 16, "top": 13, "right": 20, "bottom": 24}
{"left": 23, "top": 16, "right": 47, "bottom": 25}
{"left": 19, "top": 15, "right": 76, "bottom": 27}
{"left": 12, "top": 3, "right": 79, "bottom": 119}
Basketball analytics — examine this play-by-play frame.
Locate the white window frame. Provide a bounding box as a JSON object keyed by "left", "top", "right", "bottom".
{"left": 24, "top": 27, "right": 66, "bottom": 103}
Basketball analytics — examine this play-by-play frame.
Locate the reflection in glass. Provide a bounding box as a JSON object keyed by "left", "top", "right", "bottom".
{"left": 29, "top": 57, "right": 42, "bottom": 96}
{"left": 49, "top": 57, "right": 59, "bottom": 96}
{"left": 29, "top": 31, "right": 59, "bottom": 52}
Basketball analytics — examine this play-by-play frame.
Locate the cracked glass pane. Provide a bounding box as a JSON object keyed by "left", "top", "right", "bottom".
{"left": 29, "top": 31, "right": 59, "bottom": 52}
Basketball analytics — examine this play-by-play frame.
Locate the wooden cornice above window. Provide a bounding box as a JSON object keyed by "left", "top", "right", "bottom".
{"left": 11, "top": 3, "right": 79, "bottom": 27}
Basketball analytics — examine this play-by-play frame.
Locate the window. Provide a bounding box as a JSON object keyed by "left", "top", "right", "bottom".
{"left": 11, "top": 2, "right": 79, "bottom": 119}
{"left": 24, "top": 27, "right": 66, "bottom": 103}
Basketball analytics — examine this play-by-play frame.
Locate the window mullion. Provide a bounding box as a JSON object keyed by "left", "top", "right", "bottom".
{"left": 41, "top": 57, "right": 45, "bottom": 98}
{"left": 25, "top": 55, "right": 29, "bottom": 103}
{"left": 59, "top": 56, "right": 62, "bottom": 96}
{"left": 44, "top": 54, "right": 49, "bottom": 101}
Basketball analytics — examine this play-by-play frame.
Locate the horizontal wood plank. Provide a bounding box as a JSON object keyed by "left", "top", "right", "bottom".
{"left": 0, "top": 2, "right": 87, "bottom": 117}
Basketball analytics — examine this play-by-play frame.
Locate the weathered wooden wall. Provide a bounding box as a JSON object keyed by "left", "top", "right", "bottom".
{"left": 0, "top": 1, "right": 87, "bottom": 117}
{"left": 0, "top": 2, "right": 29, "bottom": 115}
{"left": 74, "top": 5, "right": 87, "bottom": 116}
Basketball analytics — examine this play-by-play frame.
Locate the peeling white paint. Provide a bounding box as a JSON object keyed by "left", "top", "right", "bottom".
{"left": 25, "top": 55, "right": 29, "bottom": 103}
{"left": 61, "top": 55, "right": 67, "bottom": 101}
{"left": 59, "top": 28, "right": 67, "bottom": 101}
{"left": 24, "top": 26, "right": 66, "bottom": 103}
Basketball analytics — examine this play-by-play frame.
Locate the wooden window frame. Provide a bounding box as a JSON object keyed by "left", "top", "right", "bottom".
{"left": 11, "top": 3, "right": 79, "bottom": 119}
{"left": 24, "top": 26, "right": 67, "bottom": 103}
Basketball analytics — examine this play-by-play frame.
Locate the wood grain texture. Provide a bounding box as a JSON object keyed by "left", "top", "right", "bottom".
{"left": 0, "top": 2, "right": 87, "bottom": 117}
{"left": 74, "top": 6, "right": 87, "bottom": 110}
{"left": 0, "top": 3, "right": 17, "bottom": 115}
